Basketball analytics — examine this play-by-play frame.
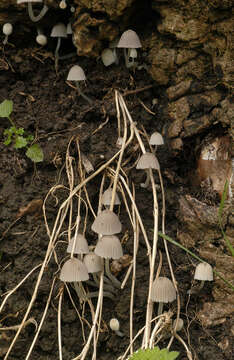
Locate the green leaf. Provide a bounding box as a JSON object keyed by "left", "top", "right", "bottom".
{"left": 0, "top": 100, "right": 13, "bottom": 118}
{"left": 14, "top": 136, "right": 28, "bottom": 149}
{"left": 128, "top": 347, "right": 179, "bottom": 360}
{"left": 16, "top": 127, "right": 25, "bottom": 135}
{"left": 4, "top": 137, "right": 12, "bottom": 145}
{"left": 26, "top": 134, "right": 34, "bottom": 142}
{"left": 26, "top": 143, "right": 44, "bottom": 163}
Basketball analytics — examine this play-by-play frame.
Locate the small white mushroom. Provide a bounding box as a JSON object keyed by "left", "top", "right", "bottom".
{"left": 136, "top": 152, "right": 160, "bottom": 188}
{"left": 151, "top": 277, "right": 176, "bottom": 315}
{"left": 109, "top": 318, "right": 124, "bottom": 337}
{"left": 67, "top": 65, "right": 93, "bottom": 105}
{"left": 60, "top": 258, "right": 89, "bottom": 282}
{"left": 101, "top": 48, "right": 116, "bottom": 67}
{"left": 2, "top": 23, "right": 13, "bottom": 45}
{"left": 36, "top": 28, "right": 47, "bottom": 46}
{"left": 94, "top": 235, "right": 123, "bottom": 260}
{"left": 51, "top": 22, "right": 67, "bottom": 71}
{"left": 59, "top": 0, "right": 67, "bottom": 9}
{"left": 149, "top": 132, "right": 164, "bottom": 146}
{"left": 66, "top": 233, "right": 89, "bottom": 255}
{"left": 91, "top": 209, "right": 122, "bottom": 235}
{"left": 101, "top": 187, "right": 121, "bottom": 208}
{"left": 117, "top": 29, "right": 142, "bottom": 68}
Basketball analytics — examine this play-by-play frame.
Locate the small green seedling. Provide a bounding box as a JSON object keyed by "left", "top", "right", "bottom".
{"left": 128, "top": 347, "right": 179, "bottom": 360}
{"left": 0, "top": 99, "right": 43, "bottom": 163}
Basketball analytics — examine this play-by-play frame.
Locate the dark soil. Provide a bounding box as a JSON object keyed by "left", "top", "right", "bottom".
{"left": 0, "top": 43, "right": 232, "bottom": 360}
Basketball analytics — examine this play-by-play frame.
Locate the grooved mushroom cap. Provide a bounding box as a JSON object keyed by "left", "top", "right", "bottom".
{"left": 94, "top": 235, "right": 123, "bottom": 259}
{"left": 67, "top": 233, "right": 89, "bottom": 254}
{"left": 101, "top": 188, "right": 121, "bottom": 206}
{"left": 149, "top": 132, "right": 164, "bottom": 146}
{"left": 136, "top": 152, "right": 160, "bottom": 170}
{"left": 60, "top": 258, "right": 89, "bottom": 282}
{"left": 117, "top": 29, "right": 142, "bottom": 49}
{"left": 194, "top": 262, "right": 213, "bottom": 281}
{"left": 51, "top": 23, "right": 67, "bottom": 38}
{"left": 67, "top": 65, "right": 86, "bottom": 81}
{"left": 83, "top": 252, "right": 103, "bottom": 273}
{"left": 91, "top": 210, "right": 122, "bottom": 235}
{"left": 151, "top": 277, "right": 176, "bottom": 303}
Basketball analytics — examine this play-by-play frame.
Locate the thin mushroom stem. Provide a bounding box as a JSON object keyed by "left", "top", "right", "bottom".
{"left": 55, "top": 37, "right": 61, "bottom": 73}
{"left": 28, "top": 3, "right": 49, "bottom": 22}
{"left": 157, "top": 302, "right": 164, "bottom": 316}
{"left": 123, "top": 48, "right": 130, "bottom": 68}
{"left": 105, "top": 259, "right": 121, "bottom": 289}
{"left": 3, "top": 35, "right": 9, "bottom": 45}
{"left": 75, "top": 81, "right": 93, "bottom": 105}
{"left": 87, "top": 276, "right": 117, "bottom": 294}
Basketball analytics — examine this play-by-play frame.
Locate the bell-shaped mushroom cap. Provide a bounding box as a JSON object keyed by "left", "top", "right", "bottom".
{"left": 60, "top": 258, "right": 89, "bottom": 282}
{"left": 109, "top": 318, "right": 120, "bottom": 331}
{"left": 194, "top": 262, "right": 213, "bottom": 281}
{"left": 151, "top": 277, "right": 176, "bottom": 303}
{"left": 101, "top": 188, "right": 121, "bottom": 206}
{"left": 51, "top": 23, "right": 67, "bottom": 38}
{"left": 36, "top": 34, "right": 47, "bottom": 46}
{"left": 117, "top": 29, "right": 142, "bottom": 49}
{"left": 67, "top": 65, "right": 86, "bottom": 81}
{"left": 136, "top": 152, "right": 160, "bottom": 170}
{"left": 94, "top": 235, "right": 123, "bottom": 259}
{"left": 83, "top": 252, "right": 103, "bottom": 273}
{"left": 91, "top": 210, "right": 122, "bottom": 235}
{"left": 67, "top": 233, "right": 89, "bottom": 254}
{"left": 149, "top": 132, "right": 164, "bottom": 146}
{"left": 101, "top": 48, "right": 116, "bottom": 67}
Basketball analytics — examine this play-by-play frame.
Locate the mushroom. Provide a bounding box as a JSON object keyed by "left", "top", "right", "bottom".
{"left": 109, "top": 318, "right": 124, "bottom": 337}
{"left": 117, "top": 29, "right": 142, "bottom": 68}
{"left": 67, "top": 65, "right": 93, "bottom": 105}
{"left": 101, "top": 187, "right": 121, "bottom": 208}
{"left": 66, "top": 233, "right": 89, "bottom": 255}
{"left": 192, "top": 262, "right": 213, "bottom": 292}
{"left": 91, "top": 209, "right": 122, "bottom": 235}
{"left": 17, "top": 1, "right": 49, "bottom": 23}
{"left": 50, "top": 22, "right": 67, "bottom": 72}
{"left": 151, "top": 277, "right": 176, "bottom": 315}
{"left": 36, "top": 28, "right": 47, "bottom": 46}
{"left": 2, "top": 23, "right": 13, "bottom": 45}
{"left": 136, "top": 152, "right": 160, "bottom": 188}
{"left": 60, "top": 258, "right": 89, "bottom": 282}
{"left": 95, "top": 235, "right": 123, "bottom": 260}
{"left": 59, "top": 0, "right": 67, "bottom": 9}
{"left": 149, "top": 132, "right": 164, "bottom": 147}
{"left": 101, "top": 48, "right": 116, "bottom": 67}
{"left": 83, "top": 252, "right": 103, "bottom": 274}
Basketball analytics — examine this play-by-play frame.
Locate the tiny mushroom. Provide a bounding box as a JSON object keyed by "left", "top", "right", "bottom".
{"left": 109, "top": 318, "right": 124, "bottom": 337}
{"left": 60, "top": 258, "right": 89, "bottom": 282}
{"left": 36, "top": 28, "right": 47, "bottom": 46}
{"left": 2, "top": 23, "right": 13, "bottom": 45}
{"left": 101, "top": 187, "right": 121, "bottom": 208}
{"left": 94, "top": 235, "right": 123, "bottom": 260}
{"left": 194, "top": 262, "right": 213, "bottom": 291}
{"left": 101, "top": 48, "right": 116, "bottom": 67}
{"left": 117, "top": 29, "right": 142, "bottom": 68}
{"left": 136, "top": 152, "right": 160, "bottom": 188}
{"left": 17, "top": 1, "right": 49, "bottom": 23}
{"left": 83, "top": 252, "right": 103, "bottom": 274}
{"left": 50, "top": 22, "right": 67, "bottom": 71}
{"left": 67, "top": 233, "right": 89, "bottom": 255}
{"left": 151, "top": 277, "right": 176, "bottom": 315}
{"left": 67, "top": 65, "right": 93, "bottom": 105}
{"left": 59, "top": 0, "right": 67, "bottom": 9}
{"left": 91, "top": 209, "right": 122, "bottom": 235}
{"left": 149, "top": 132, "right": 164, "bottom": 147}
